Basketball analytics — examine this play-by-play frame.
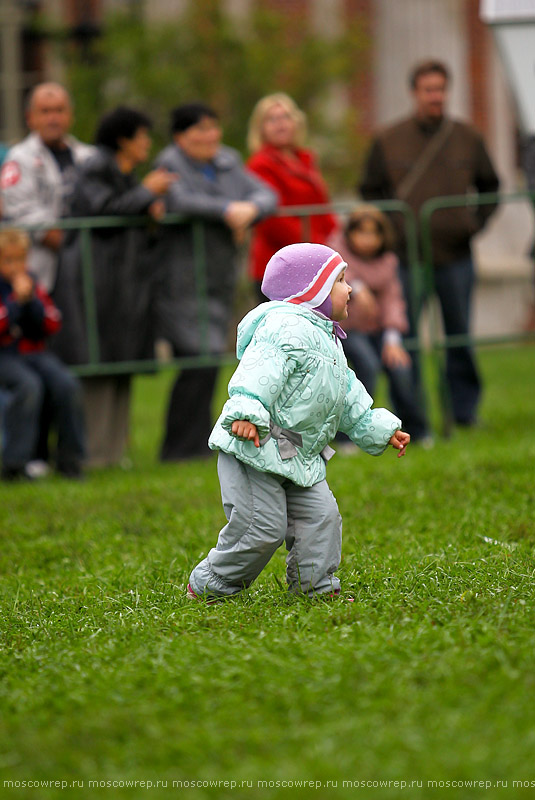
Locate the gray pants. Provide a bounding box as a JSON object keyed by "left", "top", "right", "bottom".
{"left": 189, "top": 452, "right": 342, "bottom": 598}
{"left": 81, "top": 375, "right": 131, "bottom": 467}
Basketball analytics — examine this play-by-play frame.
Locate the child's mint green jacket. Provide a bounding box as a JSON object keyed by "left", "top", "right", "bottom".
{"left": 209, "top": 302, "right": 401, "bottom": 487}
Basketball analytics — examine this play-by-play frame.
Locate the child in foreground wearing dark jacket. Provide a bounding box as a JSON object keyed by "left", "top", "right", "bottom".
{"left": 0, "top": 228, "right": 85, "bottom": 480}
{"left": 187, "top": 243, "right": 410, "bottom": 600}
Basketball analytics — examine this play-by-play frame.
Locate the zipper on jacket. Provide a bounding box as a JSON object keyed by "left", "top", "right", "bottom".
{"left": 277, "top": 370, "right": 310, "bottom": 411}
{"left": 332, "top": 324, "right": 337, "bottom": 363}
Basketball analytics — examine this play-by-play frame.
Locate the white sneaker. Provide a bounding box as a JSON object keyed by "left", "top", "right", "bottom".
{"left": 25, "top": 460, "right": 50, "bottom": 479}
{"left": 335, "top": 442, "right": 360, "bottom": 456}
{"left": 186, "top": 583, "right": 223, "bottom": 605}
{"left": 415, "top": 436, "right": 435, "bottom": 450}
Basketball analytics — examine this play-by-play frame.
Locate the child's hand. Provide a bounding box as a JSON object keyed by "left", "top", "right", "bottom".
{"left": 389, "top": 429, "right": 410, "bottom": 458}
{"left": 231, "top": 420, "right": 260, "bottom": 447}
{"left": 12, "top": 273, "right": 34, "bottom": 303}
{"left": 148, "top": 199, "right": 166, "bottom": 221}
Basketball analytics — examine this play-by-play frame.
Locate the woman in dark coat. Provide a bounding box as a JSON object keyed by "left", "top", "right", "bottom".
{"left": 53, "top": 106, "right": 174, "bottom": 466}
{"left": 153, "top": 102, "right": 277, "bottom": 461}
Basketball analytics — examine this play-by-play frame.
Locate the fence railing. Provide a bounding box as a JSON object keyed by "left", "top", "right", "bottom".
{"left": 19, "top": 213, "right": 235, "bottom": 376}
{"left": 74, "top": 214, "right": 224, "bottom": 375}
{"left": 10, "top": 200, "right": 420, "bottom": 368}
{"left": 6, "top": 193, "right": 534, "bottom": 434}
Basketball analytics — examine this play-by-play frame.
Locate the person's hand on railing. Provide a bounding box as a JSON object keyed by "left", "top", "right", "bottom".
{"left": 41, "top": 228, "right": 64, "bottom": 251}
{"left": 142, "top": 167, "right": 177, "bottom": 196}
{"left": 224, "top": 201, "right": 259, "bottom": 244}
{"left": 148, "top": 200, "right": 166, "bottom": 221}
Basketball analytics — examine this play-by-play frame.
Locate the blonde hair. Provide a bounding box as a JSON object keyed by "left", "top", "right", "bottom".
{"left": 344, "top": 204, "right": 396, "bottom": 254}
{"left": 247, "top": 93, "right": 307, "bottom": 153}
{"left": 0, "top": 228, "right": 30, "bottom": 256}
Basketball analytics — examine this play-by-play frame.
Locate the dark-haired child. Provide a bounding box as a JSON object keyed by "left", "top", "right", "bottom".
{"left": 329, "top": 205, "right": 432, "bottom": 446}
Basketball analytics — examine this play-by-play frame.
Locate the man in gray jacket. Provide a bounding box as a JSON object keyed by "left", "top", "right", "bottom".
{"left": 0, "top": 82, "right": 94, "bottom": 292}
{"left": 154, "top": 102, "right": 277, "bottom": 461}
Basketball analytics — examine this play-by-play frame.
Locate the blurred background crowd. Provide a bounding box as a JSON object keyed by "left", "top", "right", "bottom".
{"left": 0, "top": 0, "right": 534, "bottom": 480}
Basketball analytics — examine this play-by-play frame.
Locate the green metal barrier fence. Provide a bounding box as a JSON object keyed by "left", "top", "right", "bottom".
{"left": 10, "top": 199, "right": 421, "bottom": 372}
{"left": 19, "top": 194, "right": 534, "bottom": 439}
{"left": 15, "top": 213, "right": 226, "bottom": 376}
{"left": 419, "top": 190, "right": 535, "bottom": 436}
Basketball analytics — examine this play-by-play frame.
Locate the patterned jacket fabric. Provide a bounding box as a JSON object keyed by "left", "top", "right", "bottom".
{"left": 209, "top": 301, "right": 401, "bottom": 487}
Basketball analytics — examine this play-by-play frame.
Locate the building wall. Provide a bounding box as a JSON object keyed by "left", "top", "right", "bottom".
{"left": 366, "top": 0, "right": 531, "bottom": 282}
{"left": 373, "top": 0, "right": 470, "bottom": 125}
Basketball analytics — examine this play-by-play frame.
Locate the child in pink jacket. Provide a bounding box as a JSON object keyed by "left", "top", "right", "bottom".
{"left": 328, "top": 205, "right": 431, "bottom": 445}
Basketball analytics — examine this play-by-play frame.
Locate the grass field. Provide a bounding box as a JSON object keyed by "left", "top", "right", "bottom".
{"left": 1, "top": 346, "right": 534, "bottom": 799}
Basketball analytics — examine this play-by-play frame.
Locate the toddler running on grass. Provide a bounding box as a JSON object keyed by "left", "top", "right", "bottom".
{"left": 188, "top": 243, "right": 410, "bottom": 600}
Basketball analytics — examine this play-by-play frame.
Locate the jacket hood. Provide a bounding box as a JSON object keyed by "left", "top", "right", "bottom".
{"left": 236, "top": 301, "right": 333, "bottom": 358}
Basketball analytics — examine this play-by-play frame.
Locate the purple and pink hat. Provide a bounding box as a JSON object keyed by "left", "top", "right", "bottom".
{"left": 261, "top": 243, "right": 347, "bottom": 318}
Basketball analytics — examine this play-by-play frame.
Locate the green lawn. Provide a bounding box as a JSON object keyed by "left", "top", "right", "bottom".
{"left": 1, "top": 346, "right": 534, "bottom": 799}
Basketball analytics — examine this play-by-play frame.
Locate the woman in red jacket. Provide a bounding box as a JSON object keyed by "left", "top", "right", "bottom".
{"left": 246, "top": 93, "right": 337, "bottom": 300}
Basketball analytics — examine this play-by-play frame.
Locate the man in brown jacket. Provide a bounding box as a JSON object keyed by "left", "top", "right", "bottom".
{"left": 359, "top": 60, "right": 500, "bottom": 429}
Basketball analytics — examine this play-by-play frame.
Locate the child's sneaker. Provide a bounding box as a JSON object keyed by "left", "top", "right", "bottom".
{"left": 186, "top": 583, "right": 222, "bottom": 605}
{"left": 319, "top": 589, "right": 355, "bottom": 602}
{"left": 186, "top": 583, "right": 199, "bottom": 600}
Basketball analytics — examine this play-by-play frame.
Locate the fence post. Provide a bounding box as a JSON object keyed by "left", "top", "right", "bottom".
{"left": 14, "top": 197, "right": 532, "bottom": 405}
{"left": 418, "top": 190, "right": 518, "bottom": 437}
{"left": 79, "top": 227, "right": 101, "bottom": 365}
{"left": 191, "top": 220, "right": 210, "bottom": 358}
{"left": 419, "top": 199, "right": 455, "bottom": 438}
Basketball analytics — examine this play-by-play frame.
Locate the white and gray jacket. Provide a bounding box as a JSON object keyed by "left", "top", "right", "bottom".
{"left": 0, "top": 132, "right": 95, "bottom": 290}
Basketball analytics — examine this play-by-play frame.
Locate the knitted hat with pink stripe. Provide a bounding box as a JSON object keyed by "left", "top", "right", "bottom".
{"left": 261, "top": 243, "right": 347, "bottom": 319}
